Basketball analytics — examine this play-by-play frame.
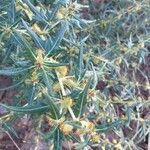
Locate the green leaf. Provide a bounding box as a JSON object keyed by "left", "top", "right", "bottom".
{"left": 96, "top": 120, "right": 122, "bottom": 132}
{"left": 9, "top": 0, "right": 15, "bottom": 23}
{"left": 75, "top": 138, "right": 90, "bottom": 150}
{"left": 15, "top": 60, "right": 31, "bottom": 67}
{"left": 124, "top": 107, "right": 133, "bottom": 126}
{"left": 46, "top": 21, "right": 68, "bottom": 56}
{"left": 54, "top": 128, "right": 63, "bottom": 150}
{"left": 2, "top": 123, "right": 18, "bottom": 138}
{"left": 75, "top": 43, "right": 88, "bottom": 81}
{"left": 23, "top": 0, "right": 48, "bottom": 23}
{"left": 12, "top": 32, "right": 36, "bottom": 59}
{"left": 42, "top": 68, "right": 53, "bottom": 94}
{"left": 59, "top": 0, "right": 70, "bottom": 5}
{"left": 2, "top": 37, "right": 16, "bottom": 64}
{"left": 28, "top": 84, "right": 36, "bottom": 104}
{"left": 47, "top": 2, "right": 60, "bottom": 21}
{"left": 44, "top": 37, "right": 53, "bottom": 53}
{"left": 0, "top": 103, "right": 49, "bottom": 114}
{"left": 22, "top": 19, "right": 45, "bottom": 50}
{"left": 0, "top": 80, "right": 24, "bottom": 91}
{"left": 0, "top": 66, "right": 34, "bottom": 76}
{"left": 44, "top": 62, "right": 68, "bottom": 67}
{"left": 66, "top": 134, "right": 80, "bottom": 143}
{"left": 44, "top": 93, "right": 61, "bottom": 120}
{"left": 77, "top": 45, "right": 84, "bottom": 80}
{"left": 73, "top": 79, "right": 91, "bottom": 118}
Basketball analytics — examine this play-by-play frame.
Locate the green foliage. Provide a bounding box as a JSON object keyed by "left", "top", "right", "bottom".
{"left": 73, "top": 78, "right": 92, "bottom": 118}
{"left": 0, "top": 0, "right": 150, "bottom": 149}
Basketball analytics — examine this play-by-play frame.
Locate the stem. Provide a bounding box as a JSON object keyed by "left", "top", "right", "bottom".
{"left": 56, "top": 72, "right": 66, "bottom": 96}
{"left": 0, "top": 128, "right": 21, "bottom": 150}
{"left": 68, "top": 107, "right": 77, "bottom": 121}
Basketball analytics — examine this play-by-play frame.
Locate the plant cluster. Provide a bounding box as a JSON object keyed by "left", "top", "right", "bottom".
{"left": 0, "top": 0, "right": 150, "bottom": 149}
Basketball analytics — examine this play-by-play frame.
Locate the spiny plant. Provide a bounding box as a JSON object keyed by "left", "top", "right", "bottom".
{"left": 0, "top": 0, "right": 150, "bottom": 149}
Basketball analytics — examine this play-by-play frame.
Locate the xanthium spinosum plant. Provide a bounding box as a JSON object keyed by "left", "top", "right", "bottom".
{"left": 0, "top": 0, "right": 150, "bottom": 149}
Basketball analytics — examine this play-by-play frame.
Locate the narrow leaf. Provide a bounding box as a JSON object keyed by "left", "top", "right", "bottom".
{"left": 44, "top": 62, "right": 68, "bottom": 67}
{"left": 75, "top": 139, "right": 89, "bottom": 150}
{"left": 42, "top": 68, "right": 53, "bottom": 94}
{"left": 2, "top": 123, "right": 18, "bottom": 138}
{"left": 0, "top": 66, "right": 33, "bottom": 76}
{"left": 96, "top": 120, "right": 122, "bottom": 132}
{"left": 0, "top": 80, "right": 24, "bottom": 91}
{"left": 44, "top": 93, "right": 61, "bottom": 120}
{"left": 23, "top": 0, "right": 48, "bottom": 23}
{"left": 47, "top": 2, "right": 60, "bottom": 21}
{"left": 54, "top": 128, "right": 63, "bottom": 150}
{"left": 0, "top": 103, "right": 49, "bottom": 113}
{"left": 8, "top": 0, "right": 15, "bottom": 23}
{"left": 78, "top": 45, "right": 84, "bottom": 80}
{"left": 75, "top": 44, "right": 88, "bottom": 81}
{"left": 22, "top": 19, "right": 44, "bottom": 50}
{"left": 46, "top": 21, "right": 68, "bottom": 56}
{"left": 73, "top": 79, "right": 91, "bottom": 118}
{"left": 12, "top": 32, "right": 36, "bottom": 59}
